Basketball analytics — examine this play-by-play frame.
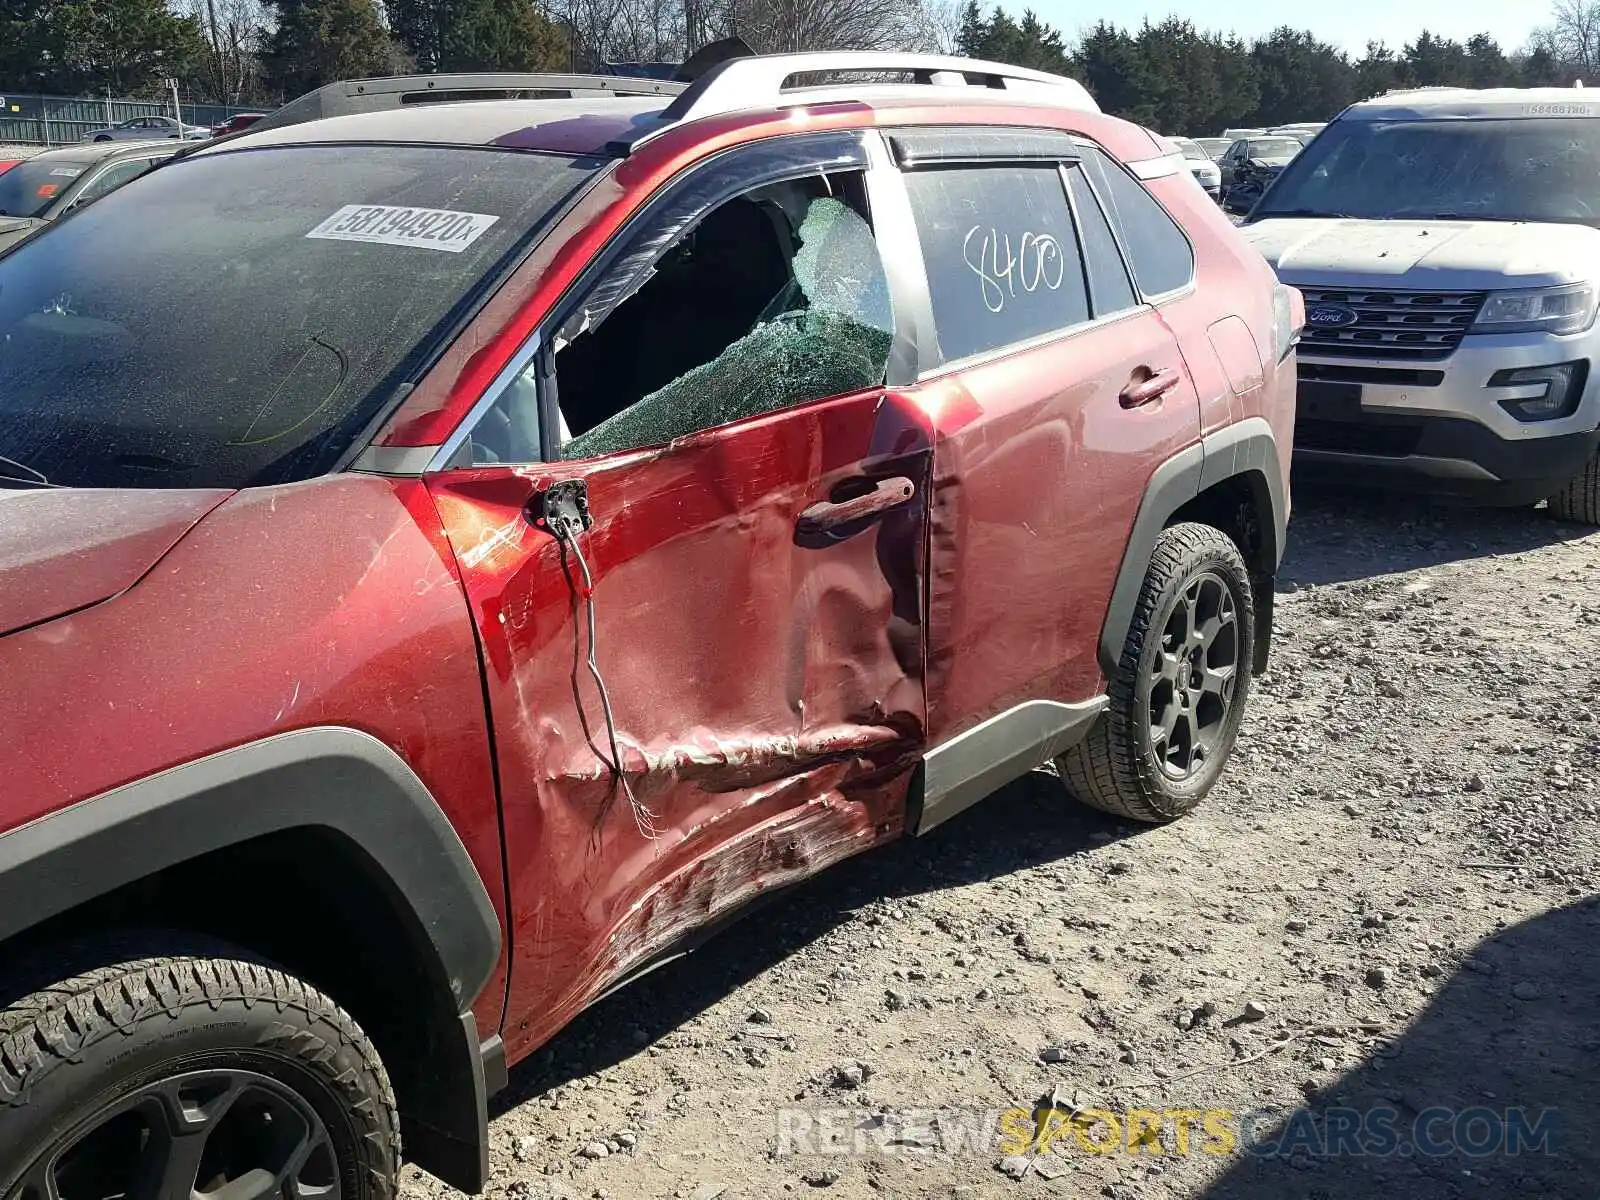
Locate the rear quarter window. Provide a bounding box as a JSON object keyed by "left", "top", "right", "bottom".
{"left": 1081, "top": 145, "right": 1195, "bottom": 297}
{"left": 904, "top": 164, "right": 1089, "bottom": 362}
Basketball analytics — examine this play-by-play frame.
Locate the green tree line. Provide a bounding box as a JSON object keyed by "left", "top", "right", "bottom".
{"left": 960, "top": 6, "right": 1564, "bottom": 133}
{"left": 0, "top": 0, "right": 1568, "bottom": 125}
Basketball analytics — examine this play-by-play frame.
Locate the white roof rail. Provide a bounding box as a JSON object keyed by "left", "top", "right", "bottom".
{"left": 656, "top": 52, "right": 1099, "bottom": 124}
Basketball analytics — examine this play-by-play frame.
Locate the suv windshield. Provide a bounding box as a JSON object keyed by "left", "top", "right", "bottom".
{"left": 1257, "top": 117, "right": 1600, "bottom": 224}
{"left": 0, "top": 159, "right": 89, "bottom": 218}
{"left": 0, "top": 144, "right": 599, "bottom": 489}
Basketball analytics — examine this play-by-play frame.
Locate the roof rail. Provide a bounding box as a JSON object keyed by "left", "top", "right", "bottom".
{"left": 251, "top": 72, "right": 686, "bottom": 134}
{"left": 656, "top": 51, "right": 1098, "bottom": 125}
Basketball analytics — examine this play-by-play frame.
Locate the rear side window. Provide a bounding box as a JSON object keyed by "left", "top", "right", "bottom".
{"left": 1080, "top": 145, "right": 1194, "bottom": 297}
{"left": 1065, "top": 165, "right": 1138, "bottom": 317}
{"left": 904, "top": 165, "right": 1089, "bottom": 362}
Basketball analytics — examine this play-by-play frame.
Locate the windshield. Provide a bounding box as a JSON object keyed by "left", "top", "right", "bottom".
{"left": 0, "top": 160, "right": 88, "bottom": 218}
{"left": 1257, "top": 117, "right": 1600, "bottom": 224}
{"left": 1174, "top": 138, "right": 1209, "bottom": 161}
{"left": 1244, "top": 138, "right": 1303, "bottom": 159}
{"left": 0, "top": 144, "right": 600, "bottom": 489}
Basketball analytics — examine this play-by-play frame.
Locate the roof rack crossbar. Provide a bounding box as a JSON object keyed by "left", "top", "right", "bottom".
{"left": 253, "top": 72, "right": 685, "bottom": 133}
{"left": 658, "top": 52, "right": 1098, "bottom": 125}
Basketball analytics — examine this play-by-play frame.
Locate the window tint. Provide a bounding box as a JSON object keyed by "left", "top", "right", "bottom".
{"left": 478, "top": 170, "right": 894, "bottom": 464}
{"left": 1065, "top": 165, "right": 1137, "bottom": 317}
{"left": 1080, "top": 146, "right": 1194, "bottom": 297}
{"left": 904, "top": 165, "right": 1089, "bottom": 362}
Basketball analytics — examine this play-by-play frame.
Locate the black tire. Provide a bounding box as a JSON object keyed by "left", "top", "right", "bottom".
{"left": 1058, "top": 522, "right": 1255, "bottom": 823}
{"left": 1547, "top": 449, "right": 1600, "bottom": 525}
{"left": 0, "top": 936, "right": 399, "bottom": 1200}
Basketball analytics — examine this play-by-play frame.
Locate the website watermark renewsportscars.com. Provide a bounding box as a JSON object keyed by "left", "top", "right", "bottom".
{"left": 774, "top": 1104, "right": 1562, "bottom": 1160}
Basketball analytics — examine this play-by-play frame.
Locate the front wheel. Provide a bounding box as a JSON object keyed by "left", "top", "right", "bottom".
{"left": 0, "top": 938, "right": 400, "bottom": 1200}
{"left": 1058, "top": 522, "right": 1255, "bottom": 823}
{"left": 1547, "top": 448, "right": 1600, "bottom": 525}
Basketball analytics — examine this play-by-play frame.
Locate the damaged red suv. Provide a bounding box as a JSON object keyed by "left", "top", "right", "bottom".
{"left": 0, "top": 55, "right": 1298, "bottom": 1196}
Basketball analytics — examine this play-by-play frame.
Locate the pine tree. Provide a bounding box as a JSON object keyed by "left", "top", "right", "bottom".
{"left": 263, "top": 0, "right": 397, "bottom": 98}
{"left": 386, "top": 0, "right": 566, "bottom": 73}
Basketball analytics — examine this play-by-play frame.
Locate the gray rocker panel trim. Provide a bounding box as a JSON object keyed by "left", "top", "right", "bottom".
{"left": 913, "top": 697, "right": 1108, "bottom": 835}
{"left": 0, "top": 726, "right": 502, "bottom": 1009}
{"left": 1097, "top": 418, "right": 1285, "bottom": 676}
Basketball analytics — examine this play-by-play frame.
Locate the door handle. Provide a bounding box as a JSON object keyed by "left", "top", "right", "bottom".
{"left": 796, "top": 476, "right": 916, "bottom": 535}
{"left": 1120, "top": 367, "right": 1182, "bottom": 408}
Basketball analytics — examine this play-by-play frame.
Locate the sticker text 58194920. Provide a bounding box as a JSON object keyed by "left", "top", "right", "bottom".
{"left": 306, "top": 204, "right": 500, "bottom": 253}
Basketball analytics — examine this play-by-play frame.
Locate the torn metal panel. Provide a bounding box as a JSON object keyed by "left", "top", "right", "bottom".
{"left": 427, "top": 384, "right": 932, "bottom": 1061}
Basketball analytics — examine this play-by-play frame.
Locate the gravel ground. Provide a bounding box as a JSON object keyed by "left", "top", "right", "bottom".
{"left": 403, "top": 484, "right": 1600, "bottom": 1200}
{"left": 0, "top": 143, "right": 43, "bottom": 160}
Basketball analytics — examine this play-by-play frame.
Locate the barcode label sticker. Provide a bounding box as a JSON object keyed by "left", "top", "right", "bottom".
{"left": 306, "top": 204, "right": 499, "bottom": 253}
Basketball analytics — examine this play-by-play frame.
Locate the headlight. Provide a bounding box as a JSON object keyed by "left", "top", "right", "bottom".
{"left": 1474, "top": 283, "right": 1598, "bottom": 336}
{"left": 1272, "top": 282, "right": 1304, "bottom": 363}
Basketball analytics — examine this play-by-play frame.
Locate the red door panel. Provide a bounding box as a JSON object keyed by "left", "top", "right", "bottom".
{"left": 426, "top": 389, "right": 931, "bottom": 1058}
{"left": 922, "top": 310, "right": 1201, "bottom": 744}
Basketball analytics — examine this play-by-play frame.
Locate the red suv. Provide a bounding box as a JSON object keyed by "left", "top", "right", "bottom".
{"left": 0, "top": 56, "right": 1298, "bottom": 1197}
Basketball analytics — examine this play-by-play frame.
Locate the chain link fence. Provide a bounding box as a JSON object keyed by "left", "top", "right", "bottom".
{"left": 0, "top": 93, "right": 265, "bottom": 146}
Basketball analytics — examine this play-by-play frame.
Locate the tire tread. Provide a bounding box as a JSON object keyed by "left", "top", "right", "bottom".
{"left": 0, "top": 936, "right": 399, "bottom": 1195}
{"left": 1059, "top": 522, "right": 1253, "bottom": 823}
{"left": 1548, "top": 452, "right": 1600, "bottom": 525}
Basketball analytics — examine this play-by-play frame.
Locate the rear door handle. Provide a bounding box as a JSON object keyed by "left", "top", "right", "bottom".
{"left": 797, "top": 476, "right": 916, "bottom": 535}
{"left": 1120, "top": 367, "right": 1182, "bottom": 408}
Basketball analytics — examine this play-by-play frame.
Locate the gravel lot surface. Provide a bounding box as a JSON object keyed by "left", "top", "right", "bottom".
{"left": 408, "top": 483, "right": 1599, "bottom": 1199}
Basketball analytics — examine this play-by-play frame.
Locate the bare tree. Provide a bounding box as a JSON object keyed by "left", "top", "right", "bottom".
{"left": 182, "top": 0, "right": 271, "bottom": 102}
{"left": 1532, "top": 0, "right": 1600, "bottom": 77}
{"left": 710, "top": 0, "right": 927, "bottom": 53}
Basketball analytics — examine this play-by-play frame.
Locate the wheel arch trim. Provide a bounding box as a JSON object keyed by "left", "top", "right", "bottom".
{"left": 0, "top": 726, "right": 502, "bottom": 1192}
{"left": 1098, "top": 418, "right": 1286, "bottom": 676}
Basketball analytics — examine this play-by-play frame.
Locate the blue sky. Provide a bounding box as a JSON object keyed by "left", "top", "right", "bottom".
{"left": 1028, "top": 0, "right": 1540, "bottom": 54}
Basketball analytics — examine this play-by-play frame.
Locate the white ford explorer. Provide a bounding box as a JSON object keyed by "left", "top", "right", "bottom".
{"left": 1241, "top": 87, "right": 1600, "bottom": 523}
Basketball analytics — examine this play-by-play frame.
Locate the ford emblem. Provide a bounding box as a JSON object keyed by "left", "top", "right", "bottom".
{"left": 1307, "top": 304, "right": 1359, "bottom": 330}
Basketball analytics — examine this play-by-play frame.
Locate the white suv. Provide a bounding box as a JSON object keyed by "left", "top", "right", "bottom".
{"left": 1241, "top": 87, "right": 1600, "bottom": 522}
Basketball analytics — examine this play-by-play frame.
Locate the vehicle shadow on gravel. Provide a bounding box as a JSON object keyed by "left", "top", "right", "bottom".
{"left": 1279, "top": 483, "right": 1593, "bottom": 588}
{"left": 491, "top": 771, "right": 1134, "bottom": 1116}
{"left": 1201, "top": 896, "right": 1600, "bottom": 1199}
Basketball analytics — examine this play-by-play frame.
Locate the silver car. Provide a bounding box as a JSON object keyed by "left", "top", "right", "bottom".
{"left": 1242, "top": 86, "right": 1600, "bottom": 522}
{"left": 0, "top": 141, "right": 179, "bottom": 251}
{"left": 83, "top": 115, "right": 210, "bottom": 142}
{"left": 1165, "top": 135, "right": 1222, "bottom": 199}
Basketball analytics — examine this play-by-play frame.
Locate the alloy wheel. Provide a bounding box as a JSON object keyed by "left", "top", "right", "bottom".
{"left": 1148, "top": 569, "right": 1239, "bottom": 780}
{"left": 12, "top": 1068, "right": 339, "bottom": 1200}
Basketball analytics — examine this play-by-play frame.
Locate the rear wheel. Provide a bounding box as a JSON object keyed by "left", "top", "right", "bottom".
{"left": 0, "top": 938, "right": 399, "bottom": 1200}
{"left": 1547, "top": 449, "right": 1600, "bottom": 525}
{"left": 1058, "top": 522, "right": 1255, "bottom": 823}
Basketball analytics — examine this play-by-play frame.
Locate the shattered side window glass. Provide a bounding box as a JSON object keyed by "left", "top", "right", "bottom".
{"left": 558, "top": 181, "right": 893, "bottom": 461}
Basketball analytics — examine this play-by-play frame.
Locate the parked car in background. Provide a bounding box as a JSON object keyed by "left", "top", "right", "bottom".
{"left": 1166, "top": 134, "right": 1222, "bottom": 198}
{"left": 1194, "top": 136, "right": 1231, "bottom": 159}
{"left": 1218, "top": 135, "right": 1304, "bottom": 193}
{"left": 0, "top": 54, "right": 1298, "bottom": 1200}
{"left": 0, "top": 141, "right": 178, "bottom": 252}
{"left": 210, "top": 112, "right": 267, "bottom": 137}
{"left": 1242, "top": 86, "right": 1600, "bottom": 523}
{"left": 1222, "top": 127, "right": 1267, "bottom": 141}
{"left": 82, "top": 114, "right": 209, "bottom": 141}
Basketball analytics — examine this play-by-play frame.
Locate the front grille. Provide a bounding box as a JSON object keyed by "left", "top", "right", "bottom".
{"left": 1295, "top": 418, "right": 1422, "bottom": 457}
{"left": 1299, "top": 289, "right": 1486, "bottom": 362}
